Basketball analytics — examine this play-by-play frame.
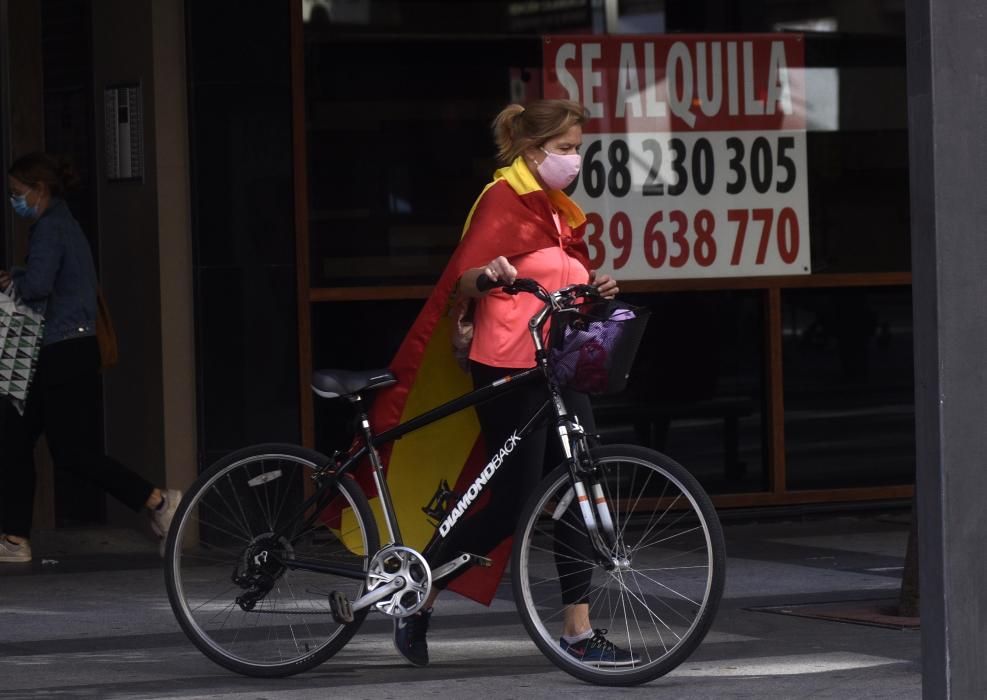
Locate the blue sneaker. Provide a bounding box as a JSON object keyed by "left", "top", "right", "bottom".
{"left": 560, "top": 629, "right": 640, "bottom": 666}
{"left": 393, "top": 609, "right": 431, "bottom": 667}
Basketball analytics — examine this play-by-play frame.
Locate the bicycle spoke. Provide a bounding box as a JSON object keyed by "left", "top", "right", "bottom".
{"left": 633, "top": 525, "right": 704, "bottom": 554}
{"left": 629, "top": 567, "right": 667, "bottom": 660}
{"left": 514, "top": 447, "right": 724, "bottom": 684}
{"left": 166, "top": 448, "right": 378, "bottom": 675}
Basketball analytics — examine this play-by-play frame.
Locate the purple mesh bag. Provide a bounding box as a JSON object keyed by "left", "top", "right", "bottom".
{"left": 548, "top": 300, "right": 650, "bottom": 395}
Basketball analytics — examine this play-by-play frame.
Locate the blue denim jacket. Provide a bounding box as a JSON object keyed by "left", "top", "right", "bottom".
{"left": 12, "top": 198, "right": 98, "bottom": 346}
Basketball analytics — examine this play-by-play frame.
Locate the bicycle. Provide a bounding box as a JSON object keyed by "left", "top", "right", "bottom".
{"left": 164, "top": 277, "right": 726, "bottom": 687}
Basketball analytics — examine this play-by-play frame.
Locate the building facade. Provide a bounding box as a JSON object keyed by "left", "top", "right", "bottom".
{"left": 0, "top": 0, "right": 913, "bottom": 529}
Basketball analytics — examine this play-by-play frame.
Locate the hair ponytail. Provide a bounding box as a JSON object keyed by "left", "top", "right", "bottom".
{"left": 492, "top": 104, "right": 527, "bottom": 164}
{"left": 55, "top": 155, "right": 80, "bottom": 194}
{"left": 490, "top": 99, "right": 587, "bottom": 165}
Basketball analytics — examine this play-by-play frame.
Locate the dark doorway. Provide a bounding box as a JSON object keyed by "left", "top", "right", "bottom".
{"left": 40, "top": 0, "right": 105, "bottom": 527}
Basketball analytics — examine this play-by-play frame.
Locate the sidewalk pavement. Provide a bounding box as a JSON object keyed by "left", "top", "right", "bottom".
{"left": 0, "top": 508, "right": 921, "bottom": 699}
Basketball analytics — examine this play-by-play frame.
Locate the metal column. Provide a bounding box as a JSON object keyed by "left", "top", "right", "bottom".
{"left": 906, "top": 0, "right": 987, "bottom": 696}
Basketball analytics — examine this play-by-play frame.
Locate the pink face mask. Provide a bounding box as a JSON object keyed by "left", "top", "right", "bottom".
{"left": 537, "top": 148, "right": 581, "bottom": 190}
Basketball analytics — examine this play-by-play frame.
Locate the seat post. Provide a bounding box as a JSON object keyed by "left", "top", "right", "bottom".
{"left": 348, "top": 394, "right": 403, "bottom": 545}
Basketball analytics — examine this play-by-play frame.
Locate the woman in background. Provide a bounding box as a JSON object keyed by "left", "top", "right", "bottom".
{"left": 0, "top": 152, "right": 180, "bottom": 563}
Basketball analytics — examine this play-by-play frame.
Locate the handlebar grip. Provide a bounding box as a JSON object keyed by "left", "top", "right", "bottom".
{"left": 476, "top": 273, "right": 497, "bottom": 292}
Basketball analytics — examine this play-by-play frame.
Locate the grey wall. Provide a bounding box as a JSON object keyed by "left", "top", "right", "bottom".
{"left": 92, "top": 0, "right": 196, "bottom": 523}
{"left": 90, "top": 0, "right": 168, "bottom": 524}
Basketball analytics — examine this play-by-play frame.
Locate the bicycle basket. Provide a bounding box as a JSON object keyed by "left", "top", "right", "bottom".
{"left": 547, "top": 299, "right": 650, "bottom": 395}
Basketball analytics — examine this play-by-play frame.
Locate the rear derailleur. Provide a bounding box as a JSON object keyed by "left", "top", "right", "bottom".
{"left": 232, "top": 534, "right": 291, "bottom": 611}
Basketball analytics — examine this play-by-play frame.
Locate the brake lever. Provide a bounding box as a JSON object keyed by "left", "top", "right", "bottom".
{"left": 504, "top": 278, "right": 543, "bottom": 296}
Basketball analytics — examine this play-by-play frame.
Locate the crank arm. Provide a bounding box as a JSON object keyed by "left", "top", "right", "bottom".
{"left": 431, "top": 552, "right": 492, "bottom": 582}
{"left": 349, "top": 578, "right": 404, "bottom": 613}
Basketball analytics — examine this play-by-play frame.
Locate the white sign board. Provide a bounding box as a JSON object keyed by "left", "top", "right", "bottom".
{"left": 543, "top": 35, "right": 810, "bottom": 279}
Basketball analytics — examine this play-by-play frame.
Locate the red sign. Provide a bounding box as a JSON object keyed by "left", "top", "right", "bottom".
{"left": 544, "top": 35, "right": 806, "bottom": 133}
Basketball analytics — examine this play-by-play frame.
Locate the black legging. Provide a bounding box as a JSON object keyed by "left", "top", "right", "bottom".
{"left": 0, "top": 336, "right": 155, "bottom": 537}
{"left": 425, "top": 361, "right": 595, "bottom": 605}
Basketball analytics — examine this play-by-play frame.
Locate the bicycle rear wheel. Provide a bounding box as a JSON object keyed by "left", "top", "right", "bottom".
{"left": 512, "top": 444, "right": 725, "bottom": 686}
{"left": 164, "top": 443, "right": 379, "bottom": 677}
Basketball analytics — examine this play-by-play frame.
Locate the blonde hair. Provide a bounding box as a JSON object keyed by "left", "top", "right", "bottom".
{"left": 491, "top": 99, "right": 588, "bottom": 165}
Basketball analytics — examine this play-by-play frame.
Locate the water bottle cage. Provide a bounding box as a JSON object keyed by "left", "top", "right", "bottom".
{"left": 422, "top": 479, "right": 459, "bottom": 525}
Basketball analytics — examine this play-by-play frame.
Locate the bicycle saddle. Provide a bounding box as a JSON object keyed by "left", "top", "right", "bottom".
{"left": 311, "top": 368, "right": 397, "bottom": 398}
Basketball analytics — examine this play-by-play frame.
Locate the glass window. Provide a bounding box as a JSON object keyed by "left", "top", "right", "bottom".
{"left": 303, "top": 0, "right": 598, "bottom": 34}
{"left": 187, "top": 2, "right": 300, "bottom": 470}
{"left": 803, "top": 34, "right": 910, "bottom": 274}
{"left": 305, "top": 29, "right": 910, "bottom": 287}
{"left": 782, "top": 286, "right": 915, "bottom": 489}
{"left": 311, "top": 290, "right": 769, "bottom": 494}
{"left": 597, "top": 290, "right": 767, "bottom": 494}
{"left": 298, "top": 0, "right": 916, "bottom": 504}
{"left": 304, "top": 35, "right": 543, "bottom": 287}
{"left": 311, "top": 298, "right": 424, "bottom": 454}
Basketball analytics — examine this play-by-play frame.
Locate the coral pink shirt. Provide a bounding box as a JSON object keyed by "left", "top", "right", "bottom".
{"left": 470, "top": 214, "right": 589, "bottom": 369}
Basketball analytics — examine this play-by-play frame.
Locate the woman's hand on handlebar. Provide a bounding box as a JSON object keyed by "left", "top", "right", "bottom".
{"left": 483, "top": 256, "right": 517, "bottom": 287}
{"left": 590, "top": 270, "right": 619, "bottom": 299}
{"left": 461, "top": 256, "right": 518, "bottom": 296}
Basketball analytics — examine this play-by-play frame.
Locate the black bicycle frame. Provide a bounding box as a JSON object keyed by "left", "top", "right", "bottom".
{"left": 272, "top": 367, "right": 552, "bottom": 578}
{"left": 275, "top": 287, "right": 616, "bottom": 580}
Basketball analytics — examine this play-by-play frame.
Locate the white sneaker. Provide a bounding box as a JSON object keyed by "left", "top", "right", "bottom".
{"left": 150, "top": 489, "right": 183, "bottom": 552}
{"left": 0, "top": 536, "right": 32, "bottom": 563}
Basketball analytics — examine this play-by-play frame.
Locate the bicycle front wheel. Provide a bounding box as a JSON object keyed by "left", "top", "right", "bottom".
{"left": 512, "top": 444, "right": 725, "bottom": 686}
{"left": 164, "top": 443, "right": 379, "bottom": 677}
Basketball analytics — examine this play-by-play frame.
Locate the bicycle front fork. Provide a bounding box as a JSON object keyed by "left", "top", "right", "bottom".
{"left": 556, "top": 420, "right": 621, "bottom": 566}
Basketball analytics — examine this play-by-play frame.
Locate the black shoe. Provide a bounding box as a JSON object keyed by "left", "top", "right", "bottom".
{"left": 393, "top": 609, "right": 431, "bottom": 667}
{"left": 559, "top": 628, "right": 640, "bottom": 666}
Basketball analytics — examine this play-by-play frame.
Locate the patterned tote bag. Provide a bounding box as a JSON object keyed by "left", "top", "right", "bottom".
{"left": 0, "top": 286, "right": 45, "bottom": 415}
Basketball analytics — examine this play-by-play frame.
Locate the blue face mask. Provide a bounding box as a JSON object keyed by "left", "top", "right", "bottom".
{"left": 10, "top": 191, "right": 36, "bottom": 219}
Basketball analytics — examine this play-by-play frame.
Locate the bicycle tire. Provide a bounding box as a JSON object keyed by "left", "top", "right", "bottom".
{"left": 164, "top": 443, "right": 380, "bottom": 677}
{"left": 511, "top": 444, "right": 725, "bottom": 686}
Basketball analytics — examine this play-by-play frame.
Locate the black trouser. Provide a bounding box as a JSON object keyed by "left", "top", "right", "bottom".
{"left": 427, "top": 362, "right": 596, "bottom": 605}
{"left": 0, "top": 336, "right": 155, "bottom": 538}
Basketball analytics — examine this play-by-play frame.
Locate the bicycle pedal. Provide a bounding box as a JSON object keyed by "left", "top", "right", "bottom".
{"left": 467, "top": 553, "right": 493, "bottom": 568}
{"left": 328, "top": 590, "right": 354, "bottom": 624}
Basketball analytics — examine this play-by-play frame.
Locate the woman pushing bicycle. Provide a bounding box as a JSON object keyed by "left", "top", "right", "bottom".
{"left": 384, "top": 99, "right": 635, "bottom": 668}
{"left": 163, "top": 98, "right": 724, "bottom": 686}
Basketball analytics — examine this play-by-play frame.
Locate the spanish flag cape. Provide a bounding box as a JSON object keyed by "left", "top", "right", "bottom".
{"left": 367, "top": 157, "right": 590, "bottom": 605}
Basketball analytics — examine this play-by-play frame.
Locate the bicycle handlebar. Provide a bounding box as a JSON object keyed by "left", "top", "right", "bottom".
{"left": 475, "top": 274, "right": 604, "bottom": 306}
{"left": 475, "top": 273, "right": 498, "bottom": 293}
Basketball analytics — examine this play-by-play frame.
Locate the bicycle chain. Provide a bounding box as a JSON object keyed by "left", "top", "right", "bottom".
{"left": 236, "top": 607, "right": 336, "bottom": 616}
